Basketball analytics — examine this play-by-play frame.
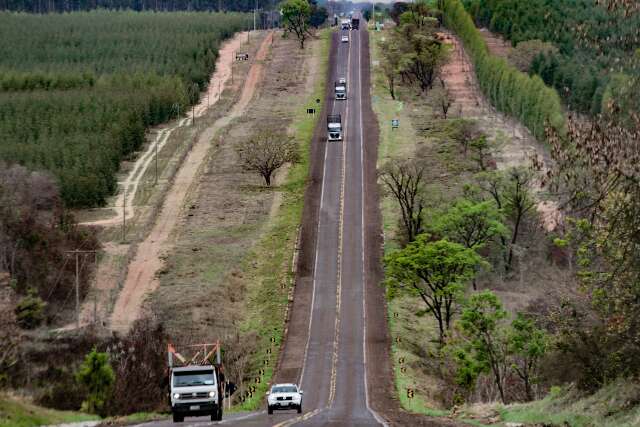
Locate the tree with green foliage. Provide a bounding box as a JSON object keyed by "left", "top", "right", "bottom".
{"left": 456, "top": 290, "right": 509, "bottom": 403}
{"left": 477, "top": 168, "right": 535, "bottom": 270}
{"left": 385, "top": 235, "right": 484, "bottom": 344}
{"left": 281, "top": 0, "right": 312, "bottom": 49}
{"left": 379, "top": 38, "right": 402, "bottom": 99}
{"left": 308, "top": 0, "right": 327, "bottom": 28}
{"left": 76, "top": 348, "right": 115, "bottom": 415}
{"left": 508, "top": 313, "right": 547, "bottom": 401}
{"left": 379, "top": 1, "right": 449, "bottom": 94}
{"left": 429, "top": 199, "right": 507, "bottom": 251}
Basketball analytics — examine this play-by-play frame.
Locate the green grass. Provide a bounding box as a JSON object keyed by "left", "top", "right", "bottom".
{"left": 370, "top": 30, "right": 421, "bottom": 255}
{"left": 232, "top": 28, "right": 331, "bottom": 412}
{"left": 495, "top": 381, "right": 640, "bottom": 427}
{"left": 371, "top": 26, "right": 487, "bottom": 427}
{"left": 0, "top": 395, "right": 98, "bottom": 427}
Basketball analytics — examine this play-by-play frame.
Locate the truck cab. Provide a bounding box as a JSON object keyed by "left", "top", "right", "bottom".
{"left": 170, "top": 365, "right": 223, "bottom": 422}
{"left": 335, "top": 79, "right": 347, "bottom": 100}
{"left": 168, "top": 342, "right": 228, "bottom": 423}
{"left": 327, "top": 114, "right": 342, "bottom": 141}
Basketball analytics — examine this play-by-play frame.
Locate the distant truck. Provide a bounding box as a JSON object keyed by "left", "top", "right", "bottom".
{"left": 168, "top": 342, "right": 230, "bottom": 423}
{"left": 351, "top": 18, "right": 359, "bottom": 30}
{"left": 327, "top": 114, "right": 343, "bottom": 141}
{"left": 335, "top": 79, "right": 346, "bottom": 100}
{"left": 341, "top": 19, "right": 351, "bottom": 30}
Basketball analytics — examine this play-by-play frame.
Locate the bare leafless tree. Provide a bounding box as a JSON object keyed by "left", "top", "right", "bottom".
{"left": 379, "top": 159, "right": 427, "bottom": 243}
{"left": 237, "top": 131, "right": 300, "bottom": 187}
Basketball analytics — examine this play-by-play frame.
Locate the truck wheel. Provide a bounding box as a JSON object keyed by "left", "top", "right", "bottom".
{"left": 268, "top": 405, "right": 273, "bottom": 415}
{"left": 172, "top": 413, "right": 184, "bottom": 423}
{"left": 297, "top": 405, "right": 302, "bottom": 414}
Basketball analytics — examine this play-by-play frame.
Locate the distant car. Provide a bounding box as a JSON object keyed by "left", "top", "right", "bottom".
{"left": 266, "top": 383, "right": 303, "bottom": 414}
{"left": 341, "top": 34, "right": 349, "bottom": 43}
{"left": 339, "top": 77, "right": 347, "bottom": 84}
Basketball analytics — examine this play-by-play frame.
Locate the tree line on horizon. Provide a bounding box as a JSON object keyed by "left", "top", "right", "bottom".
{"left": 0, "top": 0, "right": 280, "bottom": 13}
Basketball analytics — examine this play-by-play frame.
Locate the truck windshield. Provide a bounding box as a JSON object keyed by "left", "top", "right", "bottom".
{"left": 173, "top": 370, "right": 215, "bottom": 387}
{"left": 272, "top": 386, "right": 297, "bottom": 393}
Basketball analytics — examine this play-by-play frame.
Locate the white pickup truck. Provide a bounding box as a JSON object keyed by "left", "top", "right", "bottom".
{"left": 266, "top": 383, "right": 304, "bottom": 414}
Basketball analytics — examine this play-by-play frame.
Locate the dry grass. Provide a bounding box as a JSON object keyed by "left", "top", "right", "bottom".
{"left": 148, "top": 30, "right": 330, "bottom": 410}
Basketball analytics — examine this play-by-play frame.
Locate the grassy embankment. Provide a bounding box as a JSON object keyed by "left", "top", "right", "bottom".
{"left": 0, "top": 395, "right": 98, "bottom": 427}
{"left": 370, "top": 25, "right": 490, "bottom": 425}
{"left": 232, "top": 29, "right": 330, "bottom": 411}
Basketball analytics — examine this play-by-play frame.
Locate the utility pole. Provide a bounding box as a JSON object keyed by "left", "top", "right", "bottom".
{"left": 372, "top": 2, "right": 375, "bottom": 29}
{"left": 253, "top": 0, "right": 257, "bottom": 32}
{"left": 65, "top": 249, "right": 98, "bottom": 329}
{"left": 122, "top": 187, "right": 127, "bottom": 242}
{"left": 154, "top": 139, "right": 158, "bottom": 185}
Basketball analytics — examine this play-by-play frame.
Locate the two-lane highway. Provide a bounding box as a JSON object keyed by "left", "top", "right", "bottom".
{"left": 133, "top": 16, "right": 386, "bottom": 427}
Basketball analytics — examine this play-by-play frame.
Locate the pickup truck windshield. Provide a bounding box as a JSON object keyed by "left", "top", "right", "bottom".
{"left": 173, "top": 370, "right": 215, "bottom": 387}
{"left": 272, "top": 386, "right": 297, "bottom": 393}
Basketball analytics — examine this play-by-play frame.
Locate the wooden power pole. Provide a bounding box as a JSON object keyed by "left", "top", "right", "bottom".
{"left": 65, "top": 249, "right": 98, "bottom": 329}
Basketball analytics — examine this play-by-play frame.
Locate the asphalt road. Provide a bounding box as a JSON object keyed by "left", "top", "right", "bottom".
{"left": 132, "top": 17, "right": 386, "bottom": 427}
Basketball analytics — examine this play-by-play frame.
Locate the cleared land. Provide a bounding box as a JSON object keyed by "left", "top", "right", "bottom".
{"left": 147, "top": 30, "right": 329, "bottom": 409}
{"left": 109, "top": 31, "right": 275, "bottom": 332}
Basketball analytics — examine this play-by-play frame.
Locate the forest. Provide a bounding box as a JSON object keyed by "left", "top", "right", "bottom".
{"left": 462, "top": 0, "right": 640, "bottom": 115}
{"left": 0, "top": 0, "right": 280, "bottom": 13}
{"left": 0, "top": 11, "right": 250, "bottom": 207}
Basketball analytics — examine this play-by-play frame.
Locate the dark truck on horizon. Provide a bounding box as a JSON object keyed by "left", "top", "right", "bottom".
{"left": 351, "top": 18, "right": 359, "bottom": 30}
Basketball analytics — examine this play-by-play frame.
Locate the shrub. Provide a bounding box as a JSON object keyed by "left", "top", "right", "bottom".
{"left": 14, "top": 290, "right": 46, "bottom": 329}
{"left": 76, "top": 347, "right": 114, "bottom": 416}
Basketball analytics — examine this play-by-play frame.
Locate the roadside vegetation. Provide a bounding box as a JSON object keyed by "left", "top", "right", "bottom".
{"left": 463, "top": 0, "right": 640, "bottom": 115}
{"left": 0, "top": 394, "right": 98, "bottom": 427}
{"left": 0, "top": 11, "right": 250, "bottom": 207}
{"left": 374, "top": 0, "right": 640, "bottom": 424}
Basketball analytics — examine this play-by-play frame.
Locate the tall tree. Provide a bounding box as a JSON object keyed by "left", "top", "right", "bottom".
{"left": 236, "top": 131, "right": 300, "bottom": 186}
{"left": 508, "top": 313, "right": 547, "bottom": 401}
{"left": 281, "top": 0, "right": 312, "bottom": 49}
{"left": 385, "top": 236, "right": 483, "bottom": 344}
{"left": 456, "top": 290, "right": 509, "bottom": 403}
{"left": 379, "top": 159, "right": 426, "bottom": 243}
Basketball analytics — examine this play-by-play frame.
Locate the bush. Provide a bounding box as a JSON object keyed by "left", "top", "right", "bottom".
{"left": 14, "top": 290, "right": 45, "bottom": 329}
{"left": 76, "top": 348, "right": 114, "bottom": 416}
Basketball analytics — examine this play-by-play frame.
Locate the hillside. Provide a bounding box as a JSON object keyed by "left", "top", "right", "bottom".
{"left": 464, "top": 0, "right": 640, "bottom": 114}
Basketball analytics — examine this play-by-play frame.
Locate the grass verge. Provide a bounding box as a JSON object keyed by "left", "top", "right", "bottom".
{"left": 370, "top": 27, "right": 488, "bottom": 427}
{"left": 231, "top": 29, "right": 331, "bottom": 412}
{"left": 0, "top": 395, "right": 98, "bottom": 427}
{"left": 494, "top": 381, "right": 640, "bottom": 427}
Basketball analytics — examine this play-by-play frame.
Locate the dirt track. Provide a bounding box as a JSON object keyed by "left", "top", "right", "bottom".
{"left": 81, "top": 32, "right": 249, "bottom": 228}
{"left": 109, "top": 31, "right": 274, "bottom": 332}
{"left": 440, "top": 31, "right": 561, "bottom": 232}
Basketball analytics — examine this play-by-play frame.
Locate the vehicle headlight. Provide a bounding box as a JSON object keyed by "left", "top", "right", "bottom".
{"left": 173, "top": 393, "right": 179, "bottom": 399}
{"left": 209, "top": 391, "right": 216, "bottom": 398}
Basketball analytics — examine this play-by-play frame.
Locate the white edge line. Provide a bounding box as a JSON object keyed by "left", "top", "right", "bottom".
{"left": 358, "top": 24, "right": 389, "bottom": 427}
